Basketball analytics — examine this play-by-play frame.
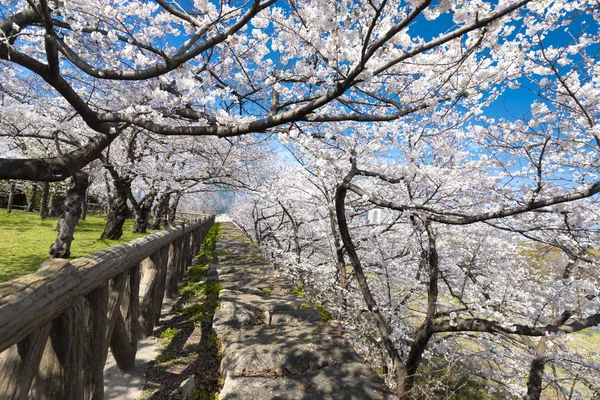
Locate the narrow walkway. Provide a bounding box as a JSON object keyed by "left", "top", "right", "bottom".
{"left": 211, "top": 223, "right": 397, "bottom": 400}
{"left": 103, "top": 297, "right": 177, "bottom": 399}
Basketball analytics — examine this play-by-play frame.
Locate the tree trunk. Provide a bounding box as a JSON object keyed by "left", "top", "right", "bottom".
{"left": 524, "top": 356, "right": 547, "bottom": 400}
{"left": 398, "top": 324, "right": 433, "bottom": 395}
{"left": 398, "top": 222, "right": 439, "bottom": 396}
{"left": 335, "top": 182, "right": 405, "bottom": 393}
{"left": 133, "top": 192, "right": 155, "bottom": 233}
{"left": 167, "top": 193, "right": 181, "bottom": 225}
{"left": 81, "top": 189, "right": 88, "bottom": 220}
{"left": 50, "top": 193, "right": 65, "bottom": 217}
{"left": 26, "top": 182, "right": 38, "bottom": 212}
{"left": 40, "top": 182, "right": 50, "bottom": 219}
{"left": 279, "top": 201, "right": 301, "bottom": 263}
{"left": 329, "top": 206, "right": 350, "bottom": 289}
{"left": 49, "top": 172, "right": 89, "bottom": 258}
{"left": 151, "top": 192, "right": 170, "bottom": 230}
{"left": 6, "top": 182, "right": 16, "bottom": 213}
{"left": 101, "top": 176, "right": 131, "bottom": 240}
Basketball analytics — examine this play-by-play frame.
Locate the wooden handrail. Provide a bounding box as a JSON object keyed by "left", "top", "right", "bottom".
{"left": 0, "top": 215, "right": 214, "bottom": 399}
{"left": 174, "top": 212, "right": 210, "bottom": 222}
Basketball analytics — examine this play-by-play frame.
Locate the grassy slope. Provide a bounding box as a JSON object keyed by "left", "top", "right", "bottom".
{"left": 0, "top": 210, "right": 147, "bottom": 282}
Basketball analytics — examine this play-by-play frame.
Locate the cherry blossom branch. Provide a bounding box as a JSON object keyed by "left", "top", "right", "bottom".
{"left": 0, "top": 132, "right": 115, "bottom": 181}
{"left": 362, "top": 0, "right": 431, "bottom": 65}
{"left": 45, "top": 0, "right": 276, "bottom": 81}
{"left": 100, "top": 0, "right": 522, "bottom": 135}
{"left": 344, "top": 180, "right": 600, "bottom": 225}
{"left": 432, "top": 313, "right": 600, "bottom": 336}
{"left": 372, "top": 0, "right": 532, "bottom": 76}
{"left": 50, "top": 20, "right": 169, "bottom": 59}
{"left": 303, "top": 92, "right": 466, "bottom": 122}
{"left": 154, "top": 0, "right": 208, "bottom": 28}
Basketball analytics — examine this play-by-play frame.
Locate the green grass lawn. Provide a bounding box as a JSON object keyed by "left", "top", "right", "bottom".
{"left": 0, "top": 210, "right": 149, "bottom": 282}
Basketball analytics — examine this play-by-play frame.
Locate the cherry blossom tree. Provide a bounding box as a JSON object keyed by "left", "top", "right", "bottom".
{"left": 229, "top": 2, "right": 600, "bottom": 397}
{"left": 2, "top": 0, "right": 600, "bottom": 397}
{"left": 232, "top": 129, "right": 600, "bottom": 397}
{"left": 0, "top": 0, "right": 542, "bottom": 182}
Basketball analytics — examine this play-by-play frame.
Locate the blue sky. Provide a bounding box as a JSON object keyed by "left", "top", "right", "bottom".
{"left": 406, "top": 3, "right": 598, "bottom": 121}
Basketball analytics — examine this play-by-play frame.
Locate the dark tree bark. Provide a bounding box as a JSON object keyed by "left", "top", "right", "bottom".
{"left": 81, "top": 189, "right": 88, "bottom": 220}
{"left": 26, "top": 182, "right": 38, "bottom": 212}
{"left": 151, "top": 192, "right": 170, "bottom": 230}
{"left": 6, "top": 182, "right": 16, "bottom": 213}
{"left": 167, "top": 193, "right": 181, "bottom": 225}
{"left": 328, "top": 206, "right": 350, "bottom": 289}
{"left": 49, "top": 172, "right": 89, "bottom": 258}
{"left": 101, "top": 170, "right": 131, "bottom": 240}
{"left": 397, "top": 221, "right": 439, "bottom": 395}
{"left": 132, "top": 190, "right": 156, "bottom": 233}
{"left": 524, "top": 357, "right": 547, "bottom": 400}
{"left": 523, "top": 300, "right": 570, "bottom": 400}
{"left": 336, "top": 165, "right": 445, "bottom": 397}
{"left": 49, "top": 194, "right": 65, "bottom": 217}
{"left": 40, "top": 182, "right": 50, "bottom": 219}
{"left": 0, "top": 134, "right": 115, "bottom": 182}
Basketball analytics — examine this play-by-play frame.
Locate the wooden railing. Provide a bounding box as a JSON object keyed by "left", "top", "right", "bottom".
{"left": 0, "top": 216, "right": 214, "bottom": 399}
{"left": 175, "top": 212, "right": 211, "bottom": 222}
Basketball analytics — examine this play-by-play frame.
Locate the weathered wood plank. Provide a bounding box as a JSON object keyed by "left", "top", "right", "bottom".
{"left": 151, "top": 246, "right": 170, "bottom": 325}
{"left": 57, "top": 297, "right": 86, "bottom": 400}
{"left": 30, "top": 297, "right": 86, "bottom": 399}
{"left": 84, "top": 284, "right": 108, "bottom": 400}
{"left": 109, "top": 313, "right": 136, "bottom": 371}
{"left": 0, "top": 323, "right": 51, "bottom": 400}
{"left": 110, "top": 265, "right": 140, "bottom": 372}
{"left": 173, "top": 237, "right": 185, "bottom": 293}
{"left": 191, "top": 229, "right": 200, "bottom": 259}
{"left": 127, "top": 264, "right": 141, "bottom": 345}
{"left": 139, "top": 256, "right": 159, "bottom": 338}
{"left": 165, "top": 240, "right": 178, "bottom": 298}
{"left": 181, "top": 232, "right": 191, "bottom": 271}
{"left": 0, "top": 217, "right": 215, "bottom": 399}
{"left": 185, "top": 232, "right": 194, "bottom": 269}
{"left": 193, "top": 227, "right": 202, "bottom": 255}
{"left": 106, "top": 272, "right": 127, "bottom": 345}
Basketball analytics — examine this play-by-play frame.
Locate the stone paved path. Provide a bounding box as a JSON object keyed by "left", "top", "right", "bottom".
{"left": 211, "top": 223, "right": 397, "bottom": 400}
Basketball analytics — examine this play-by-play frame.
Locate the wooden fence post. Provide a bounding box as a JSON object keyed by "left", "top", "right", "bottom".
{"left": 139, "top": 257, "right": 159, "bottom": 338}
{"left": 30, "top": 297, "right": 86, "bottom": 399}
{"left": 0, "top": 323, "right": 51, "bottom": 400}
{"left": 109, "top": 263, "right": 140, "bottom": 372}
{"left": 165, "top": 240, "right": 179, "bottom": 299}
{"left": 84, "top": 284, "right": 108, "bottom": 400}
{"left": 151, "top": 246, "right": 169, "bottom": 326}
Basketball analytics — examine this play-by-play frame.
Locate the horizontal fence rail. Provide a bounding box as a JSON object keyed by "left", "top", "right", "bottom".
{"left": 174, "top": 212, "right": 211, "bottom": 222}
{"left": 0, "top": 215, "right": 215, "bottom": 399}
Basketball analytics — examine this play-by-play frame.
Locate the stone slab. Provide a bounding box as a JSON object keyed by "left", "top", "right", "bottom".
{"left": 219, "top": 324, "right": 363, "bottom": 377}
{"left": 220, "top": 361, "right": 397, "bottom": 400}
